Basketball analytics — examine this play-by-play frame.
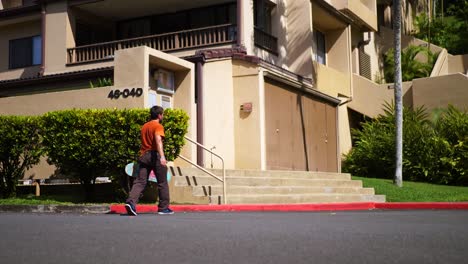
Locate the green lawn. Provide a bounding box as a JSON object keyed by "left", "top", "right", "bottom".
{"left": 0, "top": 194, "right": 98, "bottom": 205}
{"left": 353, "top": 176, "right": 468, "bottom": 202}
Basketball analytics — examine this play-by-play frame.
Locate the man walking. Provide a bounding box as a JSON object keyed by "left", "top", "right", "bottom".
{"left": 125, "top": 106, "right": 173, "bottom": 216}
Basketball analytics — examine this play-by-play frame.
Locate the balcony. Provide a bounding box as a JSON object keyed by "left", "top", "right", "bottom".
{"left": 331, "top": 0, "right": 377, "bottom": 31}
{"left": 67, "top": 24, "right": 237, "bottom": 65}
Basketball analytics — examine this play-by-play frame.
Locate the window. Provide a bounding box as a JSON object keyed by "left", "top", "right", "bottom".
{"left": 254, "top": 0, "right": 274, "bottom": 34}
{"left": 314, "top": 30, "right": 326, "bottom": 65}
{"left": 9, "top": 35, "right": 42, "bottom": 69}
{"left": 154, "top": 69, "right": 175, "bottom": 94}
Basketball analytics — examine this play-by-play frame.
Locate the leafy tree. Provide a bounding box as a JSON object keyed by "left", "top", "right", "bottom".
{"left": 384, "top": 45, "right": 438, "bottom": 83}
{"left": 0, "top": 116, "right": 42, "bottom": 198}
{"left": 413, "top": 0, "right": 468, "bottom": 54}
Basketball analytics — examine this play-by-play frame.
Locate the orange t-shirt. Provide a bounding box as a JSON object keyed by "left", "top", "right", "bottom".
{"left": 140, "top": 120, "right": 165, "bottom": 156}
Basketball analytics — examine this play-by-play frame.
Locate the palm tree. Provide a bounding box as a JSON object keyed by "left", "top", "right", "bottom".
{"left": 384, "top": 45, "right": 438, "bottom": 83}
{"left": 394, "top": 0, "right": 403, "bottom": 187}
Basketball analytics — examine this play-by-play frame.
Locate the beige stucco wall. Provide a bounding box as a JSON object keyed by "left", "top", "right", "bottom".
{"left": 43, "top": 1, "right": 74, "bottom": 74}
{"left": 233, "top": 60, "right": 263, "bottom": 169}
{"left": 144, "top": 47, "right": 196, "bottom": 163}
{"left": 202, "top": 59, "right": 236, "bottom": 169}
{"left": 412, "top": 73, "right": 468, "bottom": 112}
{"left": 448, "top": 54, "right": 468, "bottom": 74}
{"left": 0, "top": 86, "right": 144, "bottom": 116}
{"left": 430, "top": 48, "right": 449, "bottom": 77}
{"left": 338, "top": 100, "right": 352, "bottom": 157}
{"left": 327, "top": 26, "right": 351, "bottom": 74}
{"left": 377, "top": 27, "right": 444, "bottom": 57}
{"left": 332, "top": 0, "right": 377, "bottom": 31}
{"left": 241, "top": 0, "right": 254, "bottom": 55}
{"left": 349, "top": 74, "right": 413, "bottom": 117}
{"left": 315, "top": 63, "right": 351, "bottom": 98}
{"left": 0, "top": 19, "right": 41, "bottom": 80}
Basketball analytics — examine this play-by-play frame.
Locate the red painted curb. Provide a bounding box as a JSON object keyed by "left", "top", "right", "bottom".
{"left": 110, "top": 203, "right": 375, "bottom": 214}
{"left": 109, "top": 202, "right": 468, "bottom": 214}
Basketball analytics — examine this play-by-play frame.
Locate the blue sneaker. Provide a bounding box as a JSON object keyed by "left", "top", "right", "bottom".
{"left": 125, "top": 203, "right": 137, "bottom": 216}
{"left": 158, "top": 208, "right": 174, "bottom": 215}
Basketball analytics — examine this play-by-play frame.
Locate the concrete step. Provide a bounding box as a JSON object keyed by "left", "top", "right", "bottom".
{"left": 192, "top": 186, "right": 375, "bottom": 196}
{"left": 174, "top": 176, "right": 363, "bottom": 188}
{"left": 211, "top": 194, "right": 386, "bottom": 205}
{"left": 171, "top": 167, "right": 351, "bottom": 180}
{"left": 169, "top": 166, "right": 385, "bottom": 205}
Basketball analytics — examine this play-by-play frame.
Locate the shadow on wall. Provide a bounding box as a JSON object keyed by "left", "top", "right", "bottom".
{"left": 463, "top": 55, "right": 468, "bottom": 75}
{"left": 255, "top": 0, "right": 315, "bottom": 80}
{"left": 19, "top": 66, "right": 42, "bottom": 79}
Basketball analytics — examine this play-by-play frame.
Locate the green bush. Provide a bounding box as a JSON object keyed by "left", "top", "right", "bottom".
{"left": 383, "top": 45, "right": 438, "bottom": 83}
{"left": 433, "top": 105, "right": 468, "bottom": 185}
{"left": 0, "top": 116, "right": 42, "bottom": 198}
{"left": 89, "top": 77, "right": 113, "bottom": 88}
{"left": 40, "top": 108, "right": 189, "bottom": 201}
{"left": 162, "top": 108, "right": 190, "bottom": 161}
{"left": 413, "top": 2, "right": 468, "bottom": 55}
{"left": 343, "top": 104, "right": 467, "bottom": 186}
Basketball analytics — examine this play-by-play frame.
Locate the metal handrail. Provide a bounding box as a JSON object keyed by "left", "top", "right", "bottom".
{"left": 178, "top": 136, "right": 227, "bottom": 204}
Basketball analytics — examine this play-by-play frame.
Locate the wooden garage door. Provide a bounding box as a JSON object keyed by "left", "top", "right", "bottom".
{"left": 265, "top": 79, "right": 337, "bottom": 172}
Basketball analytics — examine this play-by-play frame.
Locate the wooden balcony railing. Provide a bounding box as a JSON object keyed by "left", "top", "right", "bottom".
{"left": 254, "top": 27, "right": 278, "bottom": 55}
{"left": 67, "top": 24, "right": 237, "bottom": 64}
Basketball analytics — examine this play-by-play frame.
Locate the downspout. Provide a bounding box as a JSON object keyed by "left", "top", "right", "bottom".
{"left": 40, "top": 3, "right": 46, "bottom": 76}
{"left": 237, "top": 0, "right": 242, "bottom": 47}
{"left": 357, "top": 32, "right": 371, "bottom": 50}
{"left": 196, "top": 59, "right": 205, "bottom": 167}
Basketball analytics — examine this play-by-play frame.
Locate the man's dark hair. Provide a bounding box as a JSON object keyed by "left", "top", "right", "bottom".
{"left": 150, "top": 106, "right": 164, "bottom": 120}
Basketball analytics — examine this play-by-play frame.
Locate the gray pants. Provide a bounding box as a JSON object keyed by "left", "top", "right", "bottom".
{"left": 126, "top": 152, "right": 169, "bottom": 210}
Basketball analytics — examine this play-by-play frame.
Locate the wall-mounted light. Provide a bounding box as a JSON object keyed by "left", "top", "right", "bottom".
{"left": 240, "top": 102, "right": 253, "bottom": 113}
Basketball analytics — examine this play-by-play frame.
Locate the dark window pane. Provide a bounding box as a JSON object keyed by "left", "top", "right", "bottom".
{"left": 9, "top": 37, "right": 32, "bottom": 69}
{"left": 314, "top": 30, "right": 326, "bottom": 65}
{"left": 254, "top": 0, "right": 273, "bottom": 34}
{"left": 118, "top": 18, "right": 151, "bottom": 39}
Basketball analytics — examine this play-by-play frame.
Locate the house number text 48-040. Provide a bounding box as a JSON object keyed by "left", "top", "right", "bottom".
{"left": 108, "top": 88, "right": 143, "bottom": 99}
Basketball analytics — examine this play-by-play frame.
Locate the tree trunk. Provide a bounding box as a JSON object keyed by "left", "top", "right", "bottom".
{"left": 393, "top": 0, "right": 403, "bottom": 187}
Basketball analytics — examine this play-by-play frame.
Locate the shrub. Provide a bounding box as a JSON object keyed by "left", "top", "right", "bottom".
{"left": 383, "top": 45, "right": 438, "bottom": 83}
{"left": 89, "top": 77, "right": 113, "bottom": 88}
{"left": 433, "top": 105, "right": 468, "bottom": 185}
{"left": 0, "top": 116, "right": 42, "bottom": 198}
{"left": 343, "top": 103, "right": 467, "bottom": 186}
{"left": 162, "top": 108, "right": 190, "bottom": 161}
{"left": 40, "top": 108, "right": 189, "bottom": 201}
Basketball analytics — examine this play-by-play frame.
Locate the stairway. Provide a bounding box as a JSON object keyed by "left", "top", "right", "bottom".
{"left": 169, "top": 167, "right": 385, "bottom": 205}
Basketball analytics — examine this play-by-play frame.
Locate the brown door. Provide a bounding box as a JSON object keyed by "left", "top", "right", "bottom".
{"left": 264, "top": 79, "right": 338, "bottom": 172}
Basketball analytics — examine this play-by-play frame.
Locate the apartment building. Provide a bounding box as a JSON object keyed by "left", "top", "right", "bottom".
{"left": 0, "top": 0, "right": 466, "bottom": 180}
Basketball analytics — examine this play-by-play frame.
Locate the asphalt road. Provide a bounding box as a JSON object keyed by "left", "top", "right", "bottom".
{"left": 1, "top": 210, "right": 467, "bottom": 264}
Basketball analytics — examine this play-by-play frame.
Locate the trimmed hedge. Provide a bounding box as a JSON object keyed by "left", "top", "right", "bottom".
{"left": 0, "top": 116, "right": 42, "bottom": 198}
{"left": 343, "top": 104, "right": 468, "bottom": 186}
{"left": 0, "top": 108, "right": 189, "bottom": 199}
